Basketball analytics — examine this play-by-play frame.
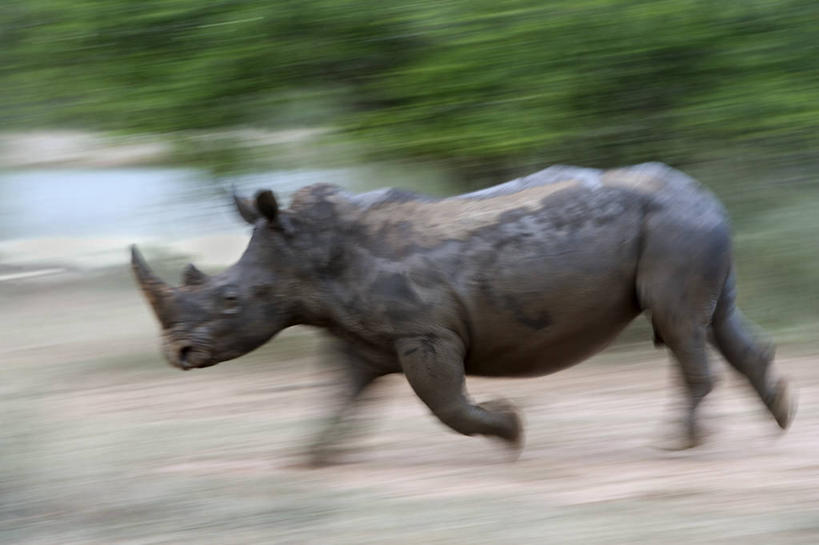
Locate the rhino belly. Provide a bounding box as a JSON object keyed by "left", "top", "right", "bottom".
{"left": 435, "top": 187, "right": 645, "bottom": 377}
{"left": 462, "top": 285, "right": 640, "bottom": 378}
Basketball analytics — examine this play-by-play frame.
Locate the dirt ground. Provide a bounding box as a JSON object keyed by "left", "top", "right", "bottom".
{"left": 1, "top": 271, "right": 817, "bottom": 544}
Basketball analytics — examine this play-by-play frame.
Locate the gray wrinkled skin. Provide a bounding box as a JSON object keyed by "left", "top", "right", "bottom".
{"left": 132, "top": 162, "right": 795, "bottom": 465}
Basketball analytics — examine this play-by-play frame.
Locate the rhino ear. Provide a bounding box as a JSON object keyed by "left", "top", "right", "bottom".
{"left": 181, "top": 263, "right": 208, "bottom": 286}
{"left": 255, "top": 190, "right": 279, "bottom": 223}
{"left": 233, "top": 190, "right": 260, "bottom": 225}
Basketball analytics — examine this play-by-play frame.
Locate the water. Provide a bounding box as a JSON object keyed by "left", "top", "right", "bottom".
{"left": 0, "top": 168, "right": 357, "bottom": 269}
{"left": 0, "top": 168, "right": 373, "bottom": 240}
{"left": 0, "top": 165, "right": 453, "bottom": 269}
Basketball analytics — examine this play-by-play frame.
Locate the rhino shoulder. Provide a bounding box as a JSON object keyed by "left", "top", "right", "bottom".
{"left": 289, "top": 183, "right": 344, "bottom": 211}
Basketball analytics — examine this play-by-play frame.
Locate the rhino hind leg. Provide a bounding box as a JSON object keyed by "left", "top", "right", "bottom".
{"left": 637, "top": 220, "right": 731, "bottom": 449}
{"left": 710, "top": 275, "right": 796, "bottom": 430}
{"left": 657, "top": 324, "right": 714, "bottom": 449}
{"left": 396, "top": 335, "right": 524, "bottom": 451}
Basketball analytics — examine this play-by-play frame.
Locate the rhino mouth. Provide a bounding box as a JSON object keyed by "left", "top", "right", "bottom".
{"left": 178, "top": 345, "right": 193, "bottom": 369}
{"left": 173, "top": 343, "right": 215, "bottom": 370}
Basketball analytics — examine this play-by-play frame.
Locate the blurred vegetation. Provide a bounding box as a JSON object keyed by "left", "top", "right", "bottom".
{"left": 3, "top": 0, "right": 818, "bottom": 179}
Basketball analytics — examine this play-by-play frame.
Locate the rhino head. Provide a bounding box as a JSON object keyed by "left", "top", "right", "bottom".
{"left": 131, "top": 190, "right": 309, "bottom": 370}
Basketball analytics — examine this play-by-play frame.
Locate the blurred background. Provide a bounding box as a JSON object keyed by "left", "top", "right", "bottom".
{"left": 1, "top": 1, "right": 818, "bottom": 544}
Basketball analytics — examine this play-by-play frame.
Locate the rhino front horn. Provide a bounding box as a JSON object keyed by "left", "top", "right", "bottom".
{"left": 130, "top": 245, "right": 176, "bottom": 328}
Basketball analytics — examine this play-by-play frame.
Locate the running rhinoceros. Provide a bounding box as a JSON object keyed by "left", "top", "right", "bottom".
{"left": 131, "top": 162, "right": 794, "bottom": 464}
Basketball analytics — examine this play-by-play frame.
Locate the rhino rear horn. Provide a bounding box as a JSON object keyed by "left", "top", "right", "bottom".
{"left": 130, "top": 245, "right": 176, "bottom": 328}
{"left": 181, "top": 263, "right": 208, "bottom": 286}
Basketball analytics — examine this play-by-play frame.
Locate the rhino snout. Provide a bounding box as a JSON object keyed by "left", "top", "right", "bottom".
{"left": 177, "top": 345, "right": 194, "bottom": 370}
{"left": 163, "top": 336, "right": 213, "bottom": 370}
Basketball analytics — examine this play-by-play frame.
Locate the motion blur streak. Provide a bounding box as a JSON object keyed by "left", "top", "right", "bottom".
{"left": 1, "top": 1, "right": 817, "bottom": 543}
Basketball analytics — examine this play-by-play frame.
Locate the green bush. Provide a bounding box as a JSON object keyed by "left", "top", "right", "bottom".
{"left": 3, "top": 0, "right": 818, "bottom": 179}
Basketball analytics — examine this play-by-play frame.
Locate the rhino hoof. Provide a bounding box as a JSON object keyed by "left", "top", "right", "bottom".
{"left": 771, "top": 378, "right": 797, "bottom": 431}
{"left": 652, "top": 420, "right": 707, "bottom": 452}
{"left": 654, "top": 433, "right": 703, "bottom": 452}
{"left": 480, "top": 399, "right": 525, "bottom": 458}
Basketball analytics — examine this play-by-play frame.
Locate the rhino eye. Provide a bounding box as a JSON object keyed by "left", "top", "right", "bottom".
{"left": 222, "top": 289, "right": 240, "bottom": 314}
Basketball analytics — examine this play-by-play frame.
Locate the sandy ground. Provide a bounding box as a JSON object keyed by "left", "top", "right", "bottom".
{"left": 1, "top": 271, "right": 817, "bottom": 544}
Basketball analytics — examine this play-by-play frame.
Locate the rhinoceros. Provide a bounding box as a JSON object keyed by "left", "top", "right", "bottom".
{"left": 131, "top": 162, "right": 794, "bottom": 464}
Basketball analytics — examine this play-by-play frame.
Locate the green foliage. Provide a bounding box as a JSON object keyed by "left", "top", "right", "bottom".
{"left": 2, "top": 0, "right": 818, "bottom": 177}
{"left": 347, "top": 0, "right": 819, "bottom": 179}
{"left": 1, "top": 1, "right": 419, "bottom": 131}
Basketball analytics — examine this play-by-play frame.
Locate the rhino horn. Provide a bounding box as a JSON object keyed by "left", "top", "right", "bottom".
{"left": 181, "top": 263, "right": 208, "bottom": 286}
{"left": 130, "top": 245, "right": 176, "bottom": 328}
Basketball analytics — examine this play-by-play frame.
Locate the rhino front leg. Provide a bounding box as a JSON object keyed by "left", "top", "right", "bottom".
{"left": 396, "top": 335, "right": 523, "bottom": 450}
{"left": 307, "top": 361, "right": 382, "bottom": 467}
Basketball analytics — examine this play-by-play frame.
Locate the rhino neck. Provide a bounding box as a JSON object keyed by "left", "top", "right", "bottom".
{"left": 297, "top": 251, "right": 404, "bottom": 348}
{"left": 289, "top": 271, "right": 358, "bottom": 331}
{"left": 285, "top": 185, "right": 411, "bottom": 338}
{"left": 289, "top": 291, "right": 333, "bottom": 329}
